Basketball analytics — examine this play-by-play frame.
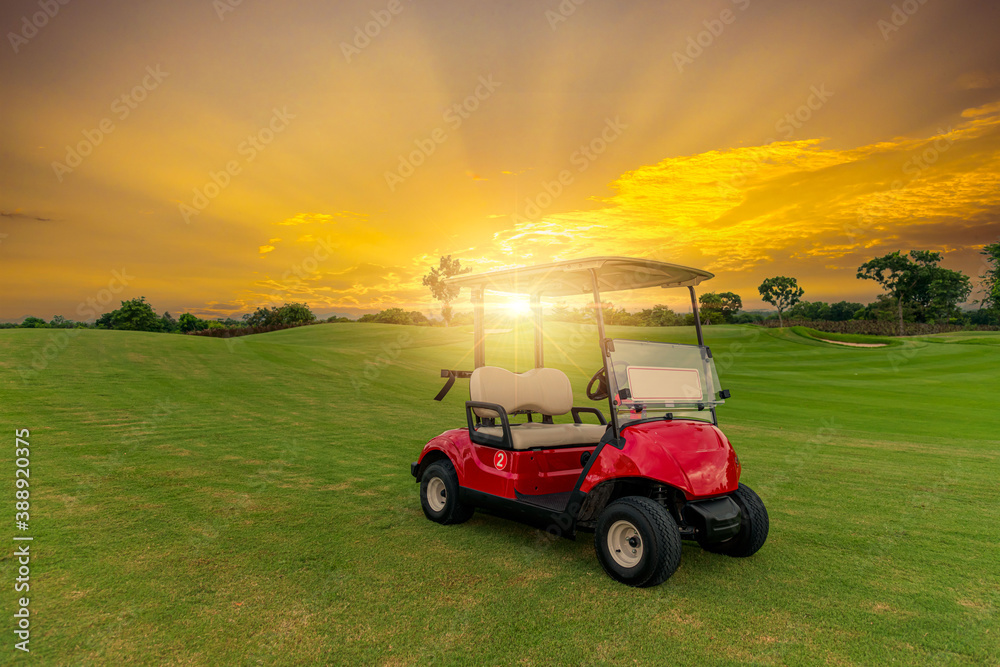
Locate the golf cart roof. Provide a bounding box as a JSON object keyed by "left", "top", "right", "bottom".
{"left": 445, "top": 256, "right": 714, "bottom": 297}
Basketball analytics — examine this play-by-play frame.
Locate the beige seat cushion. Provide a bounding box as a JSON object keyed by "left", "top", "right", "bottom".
{"left": 470, "top": 366, "right": 573, "bottom": 418}
{"left": 470, "top": 366, "right": 606, "bottom": 449}
{"left": 477, "top": 422, "right": 607, "bottom": 450}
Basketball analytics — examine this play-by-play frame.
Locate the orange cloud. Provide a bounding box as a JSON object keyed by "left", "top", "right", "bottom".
{"left": 447, "top": 101, "right": 1000, "bottom": 308}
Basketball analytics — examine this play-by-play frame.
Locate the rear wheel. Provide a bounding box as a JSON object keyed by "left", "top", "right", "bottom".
{"left": 595, "top": 496, "right": 682, "bottom": 587}
{"left": 698, "top": 483, "right": 768, "bottom": 557}
{"left": 420, "top": 460, "right": 474, "bottom": 525}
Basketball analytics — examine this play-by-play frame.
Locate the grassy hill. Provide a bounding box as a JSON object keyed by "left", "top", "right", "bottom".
{"left": 1, "top": 323, "right": 997, "bottom": 665}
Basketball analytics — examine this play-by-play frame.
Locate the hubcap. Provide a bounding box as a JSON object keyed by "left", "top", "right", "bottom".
{"left": 607, "top": 520, "right": 643, "bottom": 568}
{"left": 426, "top": 477, "right": 447, "bottom": 513}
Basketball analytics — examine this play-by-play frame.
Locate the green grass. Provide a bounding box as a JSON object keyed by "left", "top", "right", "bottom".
{"left": 789, "top": 325, "right": 901, "bottom": 347}
{"left": 1, "top": 323, "right": 997, "bottom": 665}
{"left": 912, "top": 330, "right": 1000, "bottom": 346}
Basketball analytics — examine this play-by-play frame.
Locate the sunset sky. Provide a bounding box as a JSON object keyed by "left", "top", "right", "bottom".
{"left": 2, "top": 0, "right": 999, "bottom": 320}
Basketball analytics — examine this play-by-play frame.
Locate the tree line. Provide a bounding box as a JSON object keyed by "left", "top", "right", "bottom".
{"left": 418, "top": 246, "right": 1000, "bottom": 335}
{"left": 4, "top": 298, "right": 333, "bottom": 335}
{"left": 754, "top": 247, "right": 999, "bottom": 335}
{"left": 7, "top": 245, "right": 998, "bottom": 336}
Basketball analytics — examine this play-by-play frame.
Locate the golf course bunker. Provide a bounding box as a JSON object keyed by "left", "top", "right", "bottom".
{"left": 817, "top": 338, "right": 887, "bottom": 348}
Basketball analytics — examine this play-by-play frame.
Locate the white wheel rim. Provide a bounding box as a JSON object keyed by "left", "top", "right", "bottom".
{"left": 426, "top": 477, "right": 447, "bottom": 513}
{"left": 607, "top": 519, "right": 643, "bottom": 568}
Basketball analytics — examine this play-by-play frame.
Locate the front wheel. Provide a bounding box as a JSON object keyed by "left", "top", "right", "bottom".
{"left": 697, "top": 483, "right": 769, "bottom": 557}
{"left": 594, "top": 496, "right": 682, "bottom": 587}
{"left": 420, "top": 460, "right": 474, "bottom": 525}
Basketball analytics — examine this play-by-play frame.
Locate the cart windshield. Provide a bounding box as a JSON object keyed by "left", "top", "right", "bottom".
{"left": 606, "top": 339, "right": 726, "bottom": 423}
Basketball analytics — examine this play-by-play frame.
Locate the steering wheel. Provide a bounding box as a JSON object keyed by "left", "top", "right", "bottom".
{"left": 586, "top": 367, "right": 609, "bottom": 401}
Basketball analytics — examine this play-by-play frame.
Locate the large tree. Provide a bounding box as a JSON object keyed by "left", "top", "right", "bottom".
{"left": 857, "top": 250, "right": 970, "bottom": 334}
{"left": 422, "top": 255, "right": 471, "bottom": 326}
{"left": 699, "top": 291, "right": 742, "bottom": 323}
{"left": 758, "top": 277, "right": 803, "bottom": 328}
{"left": 857, "top": 251, "right": 932, "bottom": 335}
{"left": 979, "top": 242, "right": 1000, "bottom": 312}
{"left": 923, "top": 269, "right": 972, "bottom": 322}
{"left": 111, "top": 297, "right": 163, "bottom": 332}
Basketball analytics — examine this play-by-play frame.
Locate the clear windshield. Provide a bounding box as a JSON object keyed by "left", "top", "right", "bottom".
{"left": 607, "top": 339, "right": 725, "bottom": 422}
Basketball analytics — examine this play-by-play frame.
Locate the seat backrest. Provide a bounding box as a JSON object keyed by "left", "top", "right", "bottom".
{"left": 470, "top": 366, "right": 573, "bottom": 418}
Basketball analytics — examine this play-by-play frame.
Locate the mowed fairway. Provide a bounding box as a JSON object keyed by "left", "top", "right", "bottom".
{"left": 1, "top": 323, "right": 998, "bottom": 665}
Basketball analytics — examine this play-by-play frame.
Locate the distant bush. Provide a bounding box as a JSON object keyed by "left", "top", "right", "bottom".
{"left": 731, "top": 311, "right": 768, "bottom": 324}
{"left": 968, "top": 308, "right": 1000, "bottom": 326}
{"left": 189, "top": 322, "right": 317, "bottom": 338}
{"left": 449, "top": 311, "right": 475, "bottom": 326}
{"left": 243, "top": 302, "right": 317, "bottom": 327}
{"left": 357, "top": 308, "right": 431, "bottom": 326}
{"left": 179, "top": 312, "right": 207, "bottom": 333}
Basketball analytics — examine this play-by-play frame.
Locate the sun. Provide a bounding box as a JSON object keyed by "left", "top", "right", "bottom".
{"left": 502, "top": 298, "right": 533, "bottom": 318}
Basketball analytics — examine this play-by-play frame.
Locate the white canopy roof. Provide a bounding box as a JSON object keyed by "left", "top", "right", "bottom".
{"left": 445, "top": 256, "right": 714, "bottom": 297}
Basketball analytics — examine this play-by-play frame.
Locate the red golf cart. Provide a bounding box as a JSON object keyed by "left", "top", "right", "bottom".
{"left": 410, "top": 257, "right": 768, "bottom": 586}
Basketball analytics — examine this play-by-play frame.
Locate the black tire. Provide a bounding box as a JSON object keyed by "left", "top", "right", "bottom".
{"left": 420, "top": 460, "right": 474, "bottom": 525}
{"left": 698, "top": 483, "right": 769, "bottom": 557}
{"left": 594, "top": 496, "right": 682, "bottom": 587}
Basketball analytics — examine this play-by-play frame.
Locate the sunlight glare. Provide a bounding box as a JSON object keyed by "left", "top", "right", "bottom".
{"left": 503, "top": 298, "right": 534, "bottom": 318}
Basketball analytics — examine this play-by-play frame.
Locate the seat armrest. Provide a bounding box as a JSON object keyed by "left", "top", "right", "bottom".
{"left": 572, "top": 406, "right": 607, "bottom": 425}
{"left": 466, "top": 401, "right": 513, "bottom": 448}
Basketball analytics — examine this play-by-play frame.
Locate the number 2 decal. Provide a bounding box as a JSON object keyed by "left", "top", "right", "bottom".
{"left": 493, "top": 450, "right": 507, "bottom": 470}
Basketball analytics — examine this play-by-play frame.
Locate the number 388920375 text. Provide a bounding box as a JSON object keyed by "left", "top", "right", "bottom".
{"left": 15, "top": 429, "right": 30, "bottom": 528}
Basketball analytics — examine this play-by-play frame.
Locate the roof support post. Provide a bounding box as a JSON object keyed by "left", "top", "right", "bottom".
{"left": 472, "top": 287, "right": 486, "bottom": 368}
{"left": 590, "top": 268, "right": 619, "bottom": 439}
{"left": 531, "top": 293, "right": 544, "bottom": 368}
{"left": 689, "top": 285, "right": 705, "bottom": 346}
{"left": 589, "top": 269, "right": 607, "bottom": 342}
